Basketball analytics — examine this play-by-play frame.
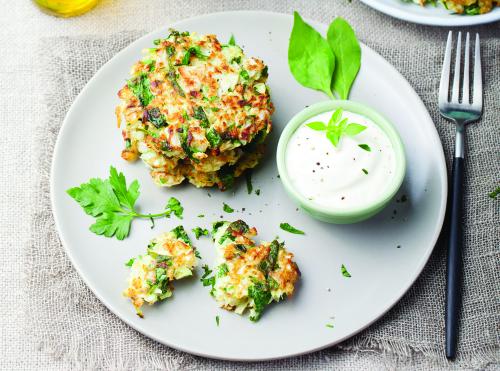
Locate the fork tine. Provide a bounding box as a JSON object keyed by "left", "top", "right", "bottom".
{"left": 451, "top": 32, "right": 462, "bottom": 103}
{"left": 462, "top": 33, "right": 470, "bottom": 104}
{"left": 472, "top": 33, "right": 482, "bottom": 109}
{"left": 439, "top": 31, "right": 453, "bottom": 105}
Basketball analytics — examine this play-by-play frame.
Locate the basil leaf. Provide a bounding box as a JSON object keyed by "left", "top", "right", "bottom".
{"left": 327, "top": 17, "right": 361, "bottom": 100}
{"left": 306, "top": 121, "right": 327, "bottom": 131}
{"left": 288, "top": 11, "right": 335, "bottom": 98}
{"left": 344, "top": 123, "right": 366, "bottom": 136}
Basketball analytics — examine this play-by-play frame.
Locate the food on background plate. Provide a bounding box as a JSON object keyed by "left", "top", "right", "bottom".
{"left": 117, "top": 30, "right": 274, "bottom": 191}
{"left": 202, "top": 220, "right": 300, "bottom": 321}
{"left": 124, "top": 226, "right": 197, "bottom": 317}
{"left": 285, "top": 107, "right": 396, "bottom": 210}
{"left": 402, "top": 0, "right": 499, "bottom": 15}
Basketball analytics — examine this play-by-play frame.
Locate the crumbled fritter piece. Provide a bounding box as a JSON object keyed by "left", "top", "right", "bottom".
{"left": 123, "top": 226, "right": 196, "bottom": 317}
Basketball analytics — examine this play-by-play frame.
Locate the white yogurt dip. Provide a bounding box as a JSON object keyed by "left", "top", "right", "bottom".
{"left": 285, "top": 110, "right": 396, "bottom": 210}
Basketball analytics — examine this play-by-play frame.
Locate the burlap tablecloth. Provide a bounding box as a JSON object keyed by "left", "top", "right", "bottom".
{"left": 3, "top": 0, "right": 499, "bottom": 369}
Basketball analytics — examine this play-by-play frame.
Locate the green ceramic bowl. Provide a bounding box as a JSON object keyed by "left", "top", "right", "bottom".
{"left": 276, "top": 100, "right": 406, "bottom": 224}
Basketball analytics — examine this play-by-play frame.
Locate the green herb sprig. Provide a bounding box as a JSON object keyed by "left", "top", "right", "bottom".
{"left": 67, "top": 166, "right": 183, "bottom": 240}
{"left": 306, "top": 108, "right": 366, "bottom": 147}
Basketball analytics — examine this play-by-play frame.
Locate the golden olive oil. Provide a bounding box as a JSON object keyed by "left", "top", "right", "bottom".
{"left": 33, "top": 0, "right": 98, "bottom": 17}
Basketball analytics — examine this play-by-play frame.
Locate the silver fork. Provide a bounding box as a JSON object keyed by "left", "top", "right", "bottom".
{"left": 439, "top": 31, "right": 482, "bottom": 360}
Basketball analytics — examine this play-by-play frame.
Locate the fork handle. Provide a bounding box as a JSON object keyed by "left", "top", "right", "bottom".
{"left": 445, "top": 155, "right": 464, "bottom": 359}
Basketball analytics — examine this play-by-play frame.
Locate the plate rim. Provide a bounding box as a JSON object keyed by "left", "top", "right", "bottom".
{"left": 360, "top": 0, "right": 500, "bottom": 26}
{"left": 50, "top": 10, "right": 448, "bottom": 361}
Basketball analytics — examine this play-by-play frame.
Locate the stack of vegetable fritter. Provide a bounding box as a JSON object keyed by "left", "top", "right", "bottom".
{"left": 117, "top": 30, "right": 274, "bottom": 190}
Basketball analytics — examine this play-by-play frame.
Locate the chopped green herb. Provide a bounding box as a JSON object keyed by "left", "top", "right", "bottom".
{"left": 147, "top": 107, "right": 168, "bottom": 128}
{"left": 165, "top": 197, "right": 184, "bottom": 219}
{"left": 248, "top": 280, "right": 272, "bottom": 322}
{"left": 197, "top": 214, "right": 205, "bottom": 218}
{"left": 217, "top": 263, "right": 229, "bottom": 277}
{"left": 239, "top": 69, "right": 249, "bottom": 80}
{"left": 127, "top": 73, "right": 154, "bottom": 106}
{"left": 125, "top": 258, "right": 135, "bottom": 267}
{"left": 215, "top": 315, "right": 220, "bottom": 326}
{"left": 66, "top": 167, "right": 175, "bottom": 240}
{"left": 223, "top": 203, "right": 234, "bottom": 213}
{"left": 192, "top": 226, "right": 209, "bottom": 239}
{"left": 489, "top": 187, "right": 500, "bottom": 200}
{"left": 362, "top": 168, "right": 368, "bottom": 175}
{"left": 358, "top": 144, "right": 371, "bottom": 152}
{"left": 280, "top": 223, "right": 305, "bottom": 235}
{"left": 167, "top": 70, "right": 185, "bottom": 97}
{"left": 181, "top": 46, "right": 208, "bottom": 65}
{"left": 341, "top": 264, "right": 351, "bottom": 278}
{"left": 206, "top": 127, "right": 222, "bottom": 148}
{"left": 228, "top": 34, "right": 236, "bottom": 46}
{"left": 171, "top": 225, "right": 191, "bottom": 245}
{"left": 193, "top": 106, "right": 210, "bottom": 128}
{"left": 194, "top": 249, "right": 202, "bottom": 259}
{"left": 326, "top": 323, "right": 334, "bottom": 329}
{"left": 255, "top": 189, "right": 261, "bottom": 196}
{"left": 245, "top": 171, "right": 253, "bottom": 194}
{"left": 201, "top": 264, "right": 216, "bottom": 295}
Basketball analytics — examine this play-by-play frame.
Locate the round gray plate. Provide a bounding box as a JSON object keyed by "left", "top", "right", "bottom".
{"left": 51, "top": 11, "right": 447, "bottom": 361}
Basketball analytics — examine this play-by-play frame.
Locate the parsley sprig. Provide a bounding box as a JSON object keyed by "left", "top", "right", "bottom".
{"left": 307, "top": 108, "right": 366, "bottom": 147}
{"left": 67, "top": 166, "right": 183, "bottom": 240}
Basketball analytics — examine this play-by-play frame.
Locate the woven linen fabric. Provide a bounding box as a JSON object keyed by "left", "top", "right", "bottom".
{"left": 22, "top": 2, "right": 499, "bottom": 370}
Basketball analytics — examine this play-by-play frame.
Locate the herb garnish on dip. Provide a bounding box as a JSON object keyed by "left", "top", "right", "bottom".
{"left": 285, "top": 108, "right": 396, "bottom": 211}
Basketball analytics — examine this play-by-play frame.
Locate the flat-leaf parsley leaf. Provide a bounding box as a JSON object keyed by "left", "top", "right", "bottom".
{"left": 67, "top": 166, "right": 180, "bottom": 240}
